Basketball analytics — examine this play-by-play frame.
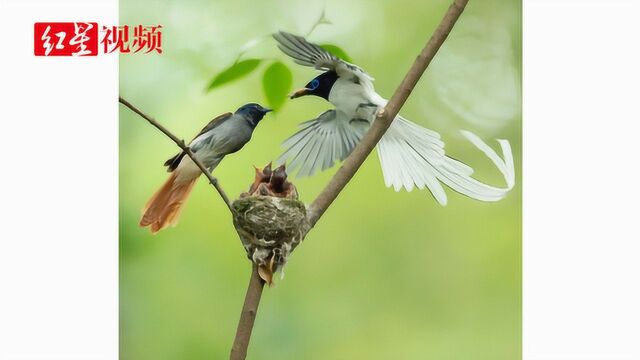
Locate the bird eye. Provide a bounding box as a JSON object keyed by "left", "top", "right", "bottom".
{"left": 310, "top": 79, "right": 320, "bottom": 90}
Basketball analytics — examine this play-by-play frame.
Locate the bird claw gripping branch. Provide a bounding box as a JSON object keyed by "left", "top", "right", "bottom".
{"left": 232, "top": 163, "right": 308, "bottom": 286}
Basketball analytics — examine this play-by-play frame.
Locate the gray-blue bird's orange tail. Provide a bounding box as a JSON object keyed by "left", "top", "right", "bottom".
{"left": 140, "top": 171, "right": 197, "bottom": 234}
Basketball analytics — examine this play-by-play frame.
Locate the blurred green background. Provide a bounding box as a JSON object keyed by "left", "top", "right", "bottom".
{"left": 120, "top": 0, "right": 521, "bottom": 359}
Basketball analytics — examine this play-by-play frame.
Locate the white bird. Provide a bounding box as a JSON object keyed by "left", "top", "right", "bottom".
{"left": 273, "top": 31, "right": 515, "bottom": 205}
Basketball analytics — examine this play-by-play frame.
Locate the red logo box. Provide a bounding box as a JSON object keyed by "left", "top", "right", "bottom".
{"left": 34, "top": 22, "right": 98, "bottom": 56}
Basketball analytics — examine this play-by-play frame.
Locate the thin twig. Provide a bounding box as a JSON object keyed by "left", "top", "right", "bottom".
{"left": 230, "top": 264, "right": 264, "bottom": 360}
{"left": 305, "top": 6, "right": 330, "bottom": 37}
{"left": 307, "top": 0, "right": 469, "bottom": 226}
{"left": 118, "top": 96, "right": 233, "bottom": 211}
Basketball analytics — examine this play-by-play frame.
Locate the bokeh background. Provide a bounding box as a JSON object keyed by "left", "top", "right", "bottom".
{"left": 120, "top": 0, "right": 521, "bottom": 359}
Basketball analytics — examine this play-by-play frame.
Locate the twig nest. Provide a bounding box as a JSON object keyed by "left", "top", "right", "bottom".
{"left": 233, "top": 196, "right": 307, "bottom": 244}
{"left": 232, "top": 164, "right": 309, "bottom": 286}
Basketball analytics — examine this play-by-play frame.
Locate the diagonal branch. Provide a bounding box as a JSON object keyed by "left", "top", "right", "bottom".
{"left": 230, "top": 1, "right": 470, "bottom": 359}
{"left": 118, "top": 96, "right": 233, "bottom": 211}
{"left": 307, "top": 0, "right": 469, "bottom": 226}
{"left": 230, "top": 264, "right": 264, "bottom": 360}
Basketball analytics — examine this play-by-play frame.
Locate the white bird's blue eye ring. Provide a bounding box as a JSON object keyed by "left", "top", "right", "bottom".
{"left": 310, "top": 79, "right": 320, "bottom": 90}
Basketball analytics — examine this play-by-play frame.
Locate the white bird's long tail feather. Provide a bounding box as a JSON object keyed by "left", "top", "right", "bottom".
{"left": 377, "top": 116, "right": 515, "bottom": 205}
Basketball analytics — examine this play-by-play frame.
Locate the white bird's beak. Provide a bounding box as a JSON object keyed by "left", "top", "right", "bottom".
{"left": 290, "top": 88, "right": 311, "bottom": 99}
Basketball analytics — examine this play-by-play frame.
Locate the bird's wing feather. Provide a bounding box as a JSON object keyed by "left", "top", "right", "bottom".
{"left": 273, "top": 31, "right": 373, "bottom": 81}
{"left": 278, "top": 109, "right": 368, "bottom": 177}
{"left": 191, "top": 112, "right": 234, "bottom": 143}
{"left": 164, "top": 112, "right": 233, "bottom": 171}
{"left": 377, "top": 116, "right": 515, "bottom": 205}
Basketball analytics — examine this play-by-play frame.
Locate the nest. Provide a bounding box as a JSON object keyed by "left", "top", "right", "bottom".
{"left": 232, "top": 164, "right": 309, "bottom": 285}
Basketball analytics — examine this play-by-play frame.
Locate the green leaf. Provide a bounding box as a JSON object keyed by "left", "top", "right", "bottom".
{"left": 320, "top": 44, "right": 352, "bottom": 63}
{"left": 262, "top": 61, "right": 292, "bottom": 111}
{"left": 206, "top": 59, "right": 261, "bottom": 91}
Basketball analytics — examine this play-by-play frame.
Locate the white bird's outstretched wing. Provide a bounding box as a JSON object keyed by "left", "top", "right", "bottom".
{"left": 377, "top": 116, "right": 515, "bottom": 205}
{"left": 278, "top": 109, "right": 369, "bottom": 177}
{"left": 273, "top": 31, "right": 373, "bottom": 83}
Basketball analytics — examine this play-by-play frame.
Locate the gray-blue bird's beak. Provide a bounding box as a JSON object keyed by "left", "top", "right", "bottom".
{"left": 263, "top": 108, "right": 273, "bottom": 113}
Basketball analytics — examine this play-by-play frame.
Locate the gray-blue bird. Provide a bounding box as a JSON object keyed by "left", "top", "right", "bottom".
{"left": 140, "top": 103, "right": 272, "bottom": 233}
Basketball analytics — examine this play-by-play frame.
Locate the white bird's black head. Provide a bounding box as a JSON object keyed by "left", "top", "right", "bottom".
{"left": 235, "top": 103, "right": 272, "bottom": 127}
{"left": 290, "top": 71, "right": 338, "bottom": 100}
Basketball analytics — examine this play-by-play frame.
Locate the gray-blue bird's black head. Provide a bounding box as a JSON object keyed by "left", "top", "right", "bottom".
{"left": 290, "top": 71, "right": 338, "bottom": 100}
{"left": 235, "top": 103, "right": 272, "bottom": 127}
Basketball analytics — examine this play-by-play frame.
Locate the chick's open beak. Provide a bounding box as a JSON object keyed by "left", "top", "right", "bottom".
{"left": 290, "top": 88, "right": 311, "bottom": 99}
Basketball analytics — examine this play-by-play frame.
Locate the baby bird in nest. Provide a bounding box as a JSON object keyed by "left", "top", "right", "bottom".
{"left": 243, "top": 162, "right": 298, "bottom": 199}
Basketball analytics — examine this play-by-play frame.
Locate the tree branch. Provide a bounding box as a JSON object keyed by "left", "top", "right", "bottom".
{"left": 230, "top": 264, "right": 264, "bottom": 360}
{"left": 118, "top": 96, "right": 233, "bottom": 211}
{"left": 227, "top": 1, "right": 469, "bottom": 358}
{"left": 306, "top": 0, "right": 469, "bottom": 226}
